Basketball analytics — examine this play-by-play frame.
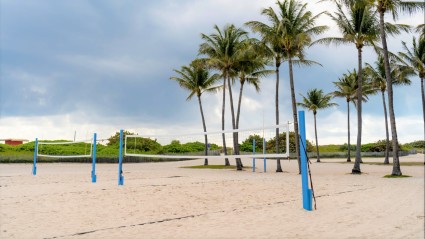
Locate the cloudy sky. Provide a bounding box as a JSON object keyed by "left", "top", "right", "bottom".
{"left": 0, "top": 0, "right": 423, "bottom": 145}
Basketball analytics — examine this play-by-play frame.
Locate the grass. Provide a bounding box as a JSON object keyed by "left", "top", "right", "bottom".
{"left": 181, "top": 165, "right": 252, "bottom": 169}
{"left": 383, "top": 174, "right": 412, "bottom": 178}
{"left": 317, "top": 144, "right": 344, "bottom": 153}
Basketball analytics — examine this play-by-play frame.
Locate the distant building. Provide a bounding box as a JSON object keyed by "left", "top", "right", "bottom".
{"left": 1, "top": 139, "right": 29, "bottom": 146}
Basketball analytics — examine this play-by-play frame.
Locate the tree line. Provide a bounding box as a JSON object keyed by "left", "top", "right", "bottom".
{"left": 170, "top": 0, "right": 425, "bottom": 175}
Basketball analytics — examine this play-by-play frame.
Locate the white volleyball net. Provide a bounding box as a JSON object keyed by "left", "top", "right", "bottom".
{"left": 124, "top": 123, "right": 292, "bottom": 160}
{"left": 37, "top": 139, "right": 94, "bottom": 158}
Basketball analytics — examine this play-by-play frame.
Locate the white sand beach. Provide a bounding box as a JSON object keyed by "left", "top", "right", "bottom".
{"left": 0, "top": 154, "right": 424, "bottom": 239}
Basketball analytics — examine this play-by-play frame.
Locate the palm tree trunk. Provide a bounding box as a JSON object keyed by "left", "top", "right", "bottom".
{"left": 222, "top": 75, "right": 229, "bottom": 166}
{"left": 352, "top": 47, "right": 362, "bottom": 174}
{"left": 227, "top": 76, "right": 242, "bottom": 170}
{"left": 382, "top": 90, "right": 390, "bottom": 164}
{"left": 276, "top": 63, "right": 283, "bottom": 172}
{"left": 347, "top": 100, "right": 351, "bottom": 162}
{"left": 421, "top": 77, "right": 425, "bottom": 147}
{"left": 236, "top": 80, "right": 244, "bottom": 129}
{"left": 314, "top": 112, "right": 320, "bottom": 162}
{"left": 378, "top": 8, "right": 401, "bottom": 175}
{"left": 236, "top": 80, "right": 245, "bottom": 169}
{"left": 198, "top": 95, "right": 208, "bottom": 166}
{"left": 288, "top": 58, "right": 301, "bottom": 173}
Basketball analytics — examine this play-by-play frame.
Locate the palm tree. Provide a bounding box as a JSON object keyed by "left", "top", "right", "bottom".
{"left": 370, "top": 0, "right": 423, "bottom": 176}
{"left": 234, "top": 41, "right": 273, "bottom": 132}
{"left": 249, "top": 0, "right": 328, "bottom": 173}
{"left": 170, "top": 60, "right": 221, "bottom": 166}
{"left": 416, "top": 24, "right": 424, "bottom": 38}
{"left": 316, "top": 2, "right": 380, "bottom": 174}
{"left": 277, "top": 0, "right": 328, "bottom": 173}
{"left": 365, "top": 56, "right": 413, "bottom": 164}
{"left": 199, "top": 24, "right": 248, "bottom": 169}
{"left": 233, "top": 40, "right": 271, "bottom": 169}
{"left": 323, "top": 0, "right": 423, "bottom": 176}
{"left": 246, "top": 9, "right": 286, "bottom": 172}
{"left": 297, "top": 89, "right": 337, "bottom": 162}
{"left": 333, "top": 69, "right": 376, "bottom": 162}
{"left": 399, "top": 36, "right": 425, "bottom": 148}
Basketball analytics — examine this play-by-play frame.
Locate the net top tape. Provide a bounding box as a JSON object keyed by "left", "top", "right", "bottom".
{"left": 124, "top": 153, "right": 289, "bottom": 159}
{"left": 126, "top": 123, "right": 293, "bottom": 139}
{"left": 38, "top": 139, "right": 93, "bottom": 145}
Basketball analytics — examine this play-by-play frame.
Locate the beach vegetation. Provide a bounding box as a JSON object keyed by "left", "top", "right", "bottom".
{"left": 383, "top": 174, "right": 412, "bottom": 178}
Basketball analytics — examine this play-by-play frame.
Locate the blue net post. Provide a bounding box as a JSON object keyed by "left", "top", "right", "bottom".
{"left": 32, "top": 138, "right": 38, "bottom": 175}
{"left": 118, "top": 129, "right": 124, "bottom": 186}
{"left": 252, "top": 139, "right": 256, "bottom": 172}
{"left": 91, "top": 133, "right": 97, "bottom": 183}
{"left": 299, "top": 110, "right": 312, "bottom": 211}
{"left": 263, "top": 138, "right": 266, "bottom": 173}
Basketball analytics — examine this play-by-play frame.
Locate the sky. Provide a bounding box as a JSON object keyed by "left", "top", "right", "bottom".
{"left": 0, "top": 0, "right": 424, "bottom": 145}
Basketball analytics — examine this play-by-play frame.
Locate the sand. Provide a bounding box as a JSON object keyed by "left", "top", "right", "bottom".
{"left": 0, "top": 154, "right": 424, "bottom": 239}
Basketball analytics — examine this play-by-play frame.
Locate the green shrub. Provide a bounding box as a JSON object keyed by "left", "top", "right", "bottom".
{"left": 266, "top": 131, "right": 313, "bottom": 153}
{"left": 162, "top": 140, "right": 218, "bottom": 153}
{"left": 339, "top": 143, "right": 356, "bottom": 151}
{"left": 405, "top": 140, "right": 424, "bottom": 149}
{"left": 125, "top": 137, "right": 162, "bottom": 154}
{"left": 360, "top": 140, "right": 401, "bottom": 152}
{"left": 240, "top": 134, "right": 264, "bottom": 152}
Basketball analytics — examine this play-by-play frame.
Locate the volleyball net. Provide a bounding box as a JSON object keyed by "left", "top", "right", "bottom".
{"left": 36, "top": 139, "right": 94, "bottom": 158}
{"left": 33, "top": 134, "right": 98, "bottom": 182}
{"left": 123, "top": 123, "right": 292, "bottom": 160}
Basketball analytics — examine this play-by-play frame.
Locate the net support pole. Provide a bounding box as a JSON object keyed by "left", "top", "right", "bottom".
{"left": 252, "top": 139, "right": 256, "bottom": 172}
{"left": 91, "top": 133, "right": 97, "bottom": 183}
{"left": 299, "top": 110, "right": 312, "bottom": 211}
{"left": 118, "top": 129, "right": 124, "bottom": 186}
{"left": 263, "top": 138, "right": 266, "bottom": 173}
{"left": 32, "top": 138, "right": 38, "bottom": 175}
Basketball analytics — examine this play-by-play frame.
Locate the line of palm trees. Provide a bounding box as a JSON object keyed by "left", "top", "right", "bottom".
{"left": 170, "top": 0, "right": 424, "bottom": 175}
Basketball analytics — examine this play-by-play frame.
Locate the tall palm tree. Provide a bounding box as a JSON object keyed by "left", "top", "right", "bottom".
{"left": 399, "top": 36, "right": 425, "bottom": 148}
{"left": 199, "top": 24, "right": 248, "bottom": 169}
{"left": 333, "top": 69, "right": 376, "bottom": 162}
{"left": 170, "top": 60, "right": 221, "bottom": 166}
{"left": 278, "top": 0, "right": 328, "bottom": 173}
{"left": 234, "top": 41, "right": 273, "bottom": 131}
{"left": 330, "top": 0, "right": 423, "bottom": 175}
{"left": 371, "top": 0, "right": 423, "bottom": 176}
{"left": 249, "top": 0, "right": 328, "bottom": 173}
{"left": 365, "top": 56, "right": 413, "bottom": 164}
{"left": 233, "top": 40, "right": 271, "bottom": 169}
{"left": 316, "top": 2, "right": 380, "bottom": 174}
{"left": 246, "top": 9, "right": 286, "bottom": 172}
{"left": 297, "top": 89, "right": 337, "bottom": 162}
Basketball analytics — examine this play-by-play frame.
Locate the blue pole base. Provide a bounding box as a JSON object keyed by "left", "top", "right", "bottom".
{"left": 92, "top": 175, "right": 97, "bottom": 183}
{"left": 118, "top": 176, "right": 124, "bottom": 186}
{"left": 303, "top": 189, "right": 313, "bottom": 211}
{"left": 32, "top": 167, "right": 36, "bottom": 175}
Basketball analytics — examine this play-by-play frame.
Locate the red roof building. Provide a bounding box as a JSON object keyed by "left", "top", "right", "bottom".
{"left": 2, "top": 139, "right": 29, "bottom": 146}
